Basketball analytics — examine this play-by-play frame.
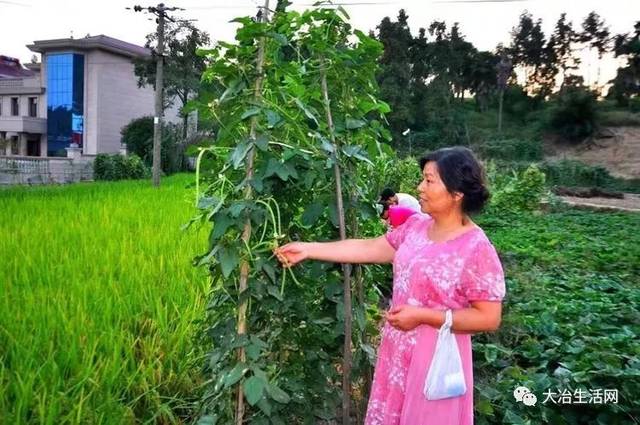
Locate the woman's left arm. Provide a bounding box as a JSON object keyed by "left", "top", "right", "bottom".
{"left": 386, "top": 301, "right": 502, "bottom": 333}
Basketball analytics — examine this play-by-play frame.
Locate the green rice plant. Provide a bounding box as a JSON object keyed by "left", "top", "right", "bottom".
{"left": 0, "top": 173, "right": 208, "bottom": 424}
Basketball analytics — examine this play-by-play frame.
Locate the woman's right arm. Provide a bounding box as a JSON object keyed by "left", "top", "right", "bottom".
{"left": 275, "top": 236, "right": 395, "bottom": 267}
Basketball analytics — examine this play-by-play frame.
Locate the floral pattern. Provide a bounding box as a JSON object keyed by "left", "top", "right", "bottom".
{"left": 364, "top": 214, "right": 506, "bottom": 425}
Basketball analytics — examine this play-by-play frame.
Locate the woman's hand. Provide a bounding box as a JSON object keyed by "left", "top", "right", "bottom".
{"left": 274, "top": 242, "right": 309, "bottom": 268}
{"left": 385, "top": 305, "right": 425, "bottom": 331}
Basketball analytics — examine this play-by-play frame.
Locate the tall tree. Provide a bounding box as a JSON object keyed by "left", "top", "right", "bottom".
{"left": 580, "top": 11, "right": 610, "bottom": 88}
{"left": 609, "top": 21, "right": 640, "bottom": 105}
{"left": 549, "top": 13, "right": 580, "bottom": 86}
{"left": 376, "top": 10, "right": 414, "bottom": 144}
{"left": 135, "top": 21, "right": 211, "bottom": 138}
{"left": 510, "top": 11, "right": 556, "bottom": 98}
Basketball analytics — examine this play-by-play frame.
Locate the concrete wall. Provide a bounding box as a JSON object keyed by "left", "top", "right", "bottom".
{"left": 85, "top": 50, "right": 181, "bottom": 155}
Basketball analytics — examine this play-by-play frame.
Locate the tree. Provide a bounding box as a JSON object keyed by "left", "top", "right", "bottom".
{"left": 134, "top": 21, "right": 211, "bottom": 139}
{"left": 580, "top": 11, "right": 610, "bottom": 88}
{"left": 549, "top": 13, "right": 580, "bottom": 86}
{"left": 376, "top": 10, "right": 414, "bottom": 144}
{"left": 510, "top": 11, "right": 557, "bottom": 98}
{"left": 608, "top": 21, "right": 640, "bottom": 105}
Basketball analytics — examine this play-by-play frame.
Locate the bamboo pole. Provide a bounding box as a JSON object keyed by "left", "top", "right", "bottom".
{"left": 320, "top": 61, "right": 353, "bottom": 425}
{"left": 236, "top": 2, "right": 269, "bottom": 424}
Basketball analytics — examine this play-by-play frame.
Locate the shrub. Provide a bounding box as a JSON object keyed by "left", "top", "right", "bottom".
{"left": 94, "top": 154, "right": 150, "bottom": 181}
{"left": 540, "top": 159, "right": 611, "bottom": 188}
{"left": 478, "top": 139, "right": 543, "bottom": 162}
{"left": 486, "top": 163, "right": 547, "bottom": 214}
{"left": 120, "top": 116, "right": 189, "bottom": 175}
{"left": 549, "top": 85, "right": 599, "bottom": 142}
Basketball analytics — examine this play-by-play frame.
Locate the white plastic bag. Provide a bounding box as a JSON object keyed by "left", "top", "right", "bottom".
{"left": 423, "top": 309, "right": 467, "bottom": 400}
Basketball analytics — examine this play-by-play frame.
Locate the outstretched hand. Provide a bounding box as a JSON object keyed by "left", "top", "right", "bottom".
{"left": 274, "top": 242, "right": 309, "bottom": 268}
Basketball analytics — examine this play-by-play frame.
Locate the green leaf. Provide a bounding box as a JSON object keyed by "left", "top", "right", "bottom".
{"left": 197, "top": 195, "right": 220, "bottom": 210}
{"left": 267, "top": 285, "right": 283, "bottom": 301}
{"left": 230, "top": 140, "right": 252, "bottom": 169}
{"left": 196, "top": 414, "right": 218, "bottom": 425}
{"left": 267, "top": 31, "right": 289, "bottom": 46}
{"left": 301, "top": 202, "right": 325, "bottom": 227}
{"left": 218, "top": 245, "right": 239, "bottom": 278}
{"left": 254, "top": 134, "right": 269, "bottom": 151}
{"left": 224, "top": 362, "right": 248, "bottom": 388}
{"left": 241, "top": 107, "right": 261, "bottom": 120}
{"left": 243, "top": 376, "right": 266, "bottom": 406}
{"left": 294, "top": 98, "right": 319, "bottom": 126}
{"left": 266, "top": 383, "right": 291, "bottom": 404}
{"left": 212, "top": 211, "right": 234, "bottom": 239}
{"left": 265, "top": 110, "right": 282, "bottom": 128}
{"left": 246, "top": 343, "right": 261, "bottom": 361}
{"left": 345, "top": 117, "right": 366, "bottom": 130}
{"left": 312, "top": 317, "right": 333, "bottom": 325}
{"left": 257, "top": 398, "right": 273, "bottom": 416}
{"left": 342, "top": 145, "right": 372, "bottom": 165}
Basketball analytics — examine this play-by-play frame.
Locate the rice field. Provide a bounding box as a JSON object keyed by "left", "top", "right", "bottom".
{"left": 0, "top": 174, "right": 209, "bottom": 424}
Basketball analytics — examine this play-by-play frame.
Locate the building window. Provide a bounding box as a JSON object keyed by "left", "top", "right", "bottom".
{"left": 28, "top": 97, "right": 38, "bottom": 117}
{"left": 0, "top": 97, "right": 3, "bottom": 116}
{"left": 11, "top": 97, "right": 19, "bottom": 116}
{"left": 46, "top": 53, "right": 85, "bottom": 157}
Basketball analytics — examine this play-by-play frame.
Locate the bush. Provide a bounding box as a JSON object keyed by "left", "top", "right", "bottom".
{"left": 540, "top": 159, "right": 611, "bottom": 188}
{"left": 94, "top": 154, "right": 150, "bottom": 181}
{"left": 120, "top": 116, "right": 189, "bottom": 175}
{"left": 549, "top": 85, "right": 599, "bottom": 142}
{"left": 478, "top": 139, "right": 543, "bottom": 162}
{"left": 486, "top": 163, "right": 547, "bottom": 214}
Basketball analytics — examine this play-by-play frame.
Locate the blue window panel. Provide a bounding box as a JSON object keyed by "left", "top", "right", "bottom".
{"left": 46, "top": 53, "right": 84, "bottom": 156}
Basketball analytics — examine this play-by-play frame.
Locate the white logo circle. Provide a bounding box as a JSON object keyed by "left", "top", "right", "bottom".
{"left": 513, "top": 386, "right": 530, "bottom": 402}
{"left": 522, "top": 392, "right": 538, "bottom": 406}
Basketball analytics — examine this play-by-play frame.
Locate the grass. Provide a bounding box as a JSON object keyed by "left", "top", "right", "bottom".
{"left": 0, "top": 174, "right": 209, "bottom": 424}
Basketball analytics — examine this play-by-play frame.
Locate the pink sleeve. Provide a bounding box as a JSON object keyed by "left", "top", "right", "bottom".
{"left": 388, "top": 206, "right": 417, "bottom": 228}
{"left": 462, "top": 239, "right": 506, "bottom": 302}
{"left": 384, "top": 214, "right": 417, "bottom": 250}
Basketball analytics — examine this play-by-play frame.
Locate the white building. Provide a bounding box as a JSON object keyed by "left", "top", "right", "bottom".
{"left": 0, "top": 34, "right": 178, "bottom": 158}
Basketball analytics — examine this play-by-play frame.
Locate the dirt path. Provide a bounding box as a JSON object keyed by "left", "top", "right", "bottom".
{"left": 557, "top": 193, "right": 640, "bottom": 213}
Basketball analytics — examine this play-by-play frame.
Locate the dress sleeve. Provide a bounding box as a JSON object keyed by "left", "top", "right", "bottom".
{"left": 462, "top": 239, "right": 506, "bottom": 302}
{"left": 384, "top": 214, "right": 418, "bottom": 250}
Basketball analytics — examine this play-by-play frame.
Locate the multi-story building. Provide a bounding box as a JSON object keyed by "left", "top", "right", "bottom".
{"left": 0, "top": 34, "right": 177, "bottom": 158}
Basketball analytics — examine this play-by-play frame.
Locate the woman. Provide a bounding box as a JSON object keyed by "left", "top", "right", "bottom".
{"left": 275, "top": 147, "right": 506, "bottom": 425}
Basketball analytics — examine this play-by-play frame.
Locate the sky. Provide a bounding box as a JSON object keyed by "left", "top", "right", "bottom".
{"left": 1, "top": 0, "right": 639, "bottom": 86}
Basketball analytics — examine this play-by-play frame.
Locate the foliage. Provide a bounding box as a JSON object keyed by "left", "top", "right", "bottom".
{"left": 478, "top": 138, "right": 543, "bottom": 162}
{"left": 474, "top": 210, "right": 640, "bottom": 425}
{"left": 485, "top": 163, "right": 547, "bottom": 214}
{"left": 192, "top": 6, "right": 391, "bottom": 423}
{"left": 94, "top": 153, "right": 149, "bottom": 181}
{"left": 608, "top": 21, "right": 640, "bottom": 106}
{"left": 376, "top": 10, "right": 413, "bottom": 143}
{"left": 549, "top": 84, "right": 599, "bottom": 141}
{"left": 120, "top": 116, "right": 192, "bottom": 175}
{"left": 0, "top": 174, "right": 209, "bottom": 424}
{"left": 134, "top": 21, "right": 211, "bottom": 132}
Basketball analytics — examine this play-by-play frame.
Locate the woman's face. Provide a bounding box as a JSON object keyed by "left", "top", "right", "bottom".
{"left": 417, "top": 161, "right": 462, "bottom": 215}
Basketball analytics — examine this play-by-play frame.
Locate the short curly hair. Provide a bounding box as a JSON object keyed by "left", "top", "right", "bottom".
{"left": 418, "top": 147, "right": 490, "bottom": 215}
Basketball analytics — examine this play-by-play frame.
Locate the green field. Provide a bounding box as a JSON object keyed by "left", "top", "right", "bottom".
{"left": 0, "top": 174, "right": 208, "bottom": 424}
{"left": 1, "top": 174, "right": 639, "bottom": 424}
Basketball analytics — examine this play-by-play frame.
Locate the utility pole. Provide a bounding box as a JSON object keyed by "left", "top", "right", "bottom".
{"left": 128, "top": 3, "right": 184, "bottom": 187}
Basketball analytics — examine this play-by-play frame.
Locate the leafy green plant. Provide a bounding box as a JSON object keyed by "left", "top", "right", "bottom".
{"left": 191, "top": 5, "right": 391, "bottom": 424}
{"left": 94, "top": 153, "right": 150, "bottom": 181}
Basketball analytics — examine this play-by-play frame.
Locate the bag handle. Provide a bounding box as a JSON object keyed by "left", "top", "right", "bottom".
{"left": 440, "top": 309, "right": 453, "bottom": 334}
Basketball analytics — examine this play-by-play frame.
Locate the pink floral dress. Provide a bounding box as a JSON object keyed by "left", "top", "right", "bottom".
{"left": 364, "top": 214, "right": 506, "bottom": 425}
